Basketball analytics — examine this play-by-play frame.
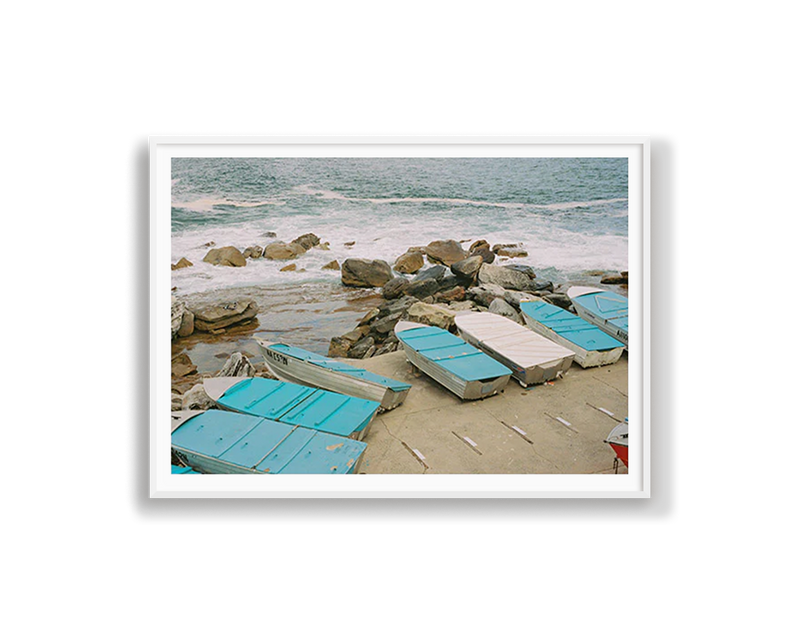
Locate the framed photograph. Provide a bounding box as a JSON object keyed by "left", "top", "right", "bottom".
{"left": 151, "top": 136, "right": 650, "bottom": 498}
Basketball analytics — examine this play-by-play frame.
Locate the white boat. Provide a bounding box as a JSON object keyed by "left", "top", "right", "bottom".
{"left": 519, "top": 299, "right": 624, "bottom": 368}
{"left": 567, "top": 286, "right": 629, "bottom": 347}
{"left": 454, "top": 312, "right": 575, "bottom": 386}
{"left": 394, "top": 321, "right": 512, "bottom": 400}
{"left": 255, "top": 337, "right": 411, "bottom": 410}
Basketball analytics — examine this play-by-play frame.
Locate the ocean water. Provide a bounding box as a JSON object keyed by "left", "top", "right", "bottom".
{"left": 171, "top": 157, "right": 628, "bottom": 369}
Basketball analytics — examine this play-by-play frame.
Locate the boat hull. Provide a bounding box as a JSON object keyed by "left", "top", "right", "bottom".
{"left": 604, "top": 421, "right": 629, "bottom": 467}
{"left": 395, "top": 321, "right": 511, "bottom": 400}
{"left": 257, "top": 340, "right": 410, "bottom": 410}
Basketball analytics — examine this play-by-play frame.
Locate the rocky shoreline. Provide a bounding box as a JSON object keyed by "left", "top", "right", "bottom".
{"left": 170, "top": 233, "right": 627, "bottom": 406}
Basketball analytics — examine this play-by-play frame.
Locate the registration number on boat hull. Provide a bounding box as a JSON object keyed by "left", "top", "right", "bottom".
{"left": 265, "top": 350, "right": 289, "bottom": 366}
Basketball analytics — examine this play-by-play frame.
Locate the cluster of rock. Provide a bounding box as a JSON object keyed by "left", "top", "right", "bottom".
{"left": 172, "top": 351, "right": 274, "bottom": 411}
{"left": 171, "top": 297, "right": 259, "bottom": 340}
{"left": 172, "top": 232, "right": 333, "bottom": 271}
{"left": 329, "top": 238, "right": 571, "bottom": 359}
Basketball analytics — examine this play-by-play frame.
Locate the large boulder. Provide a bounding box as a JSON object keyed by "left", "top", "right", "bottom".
{"left": 263, "top": 241, "right": 301, "bottom": 260}
{"left": 291, "top": 233, "right": 321, "bottom": 250}
{"left": 425, "top": 240, "right": 468, "bottom": 266}
{"left": 405, "top": 302, "right": 456, "bottom": 331}
{"left": 468, "top": 239, "right": 495, "bottom": 264}
{"left": 468, "top": 284, "right": 507, "bottom": 307}
{"left": 543, "top": 293, "right": 573, "bottom": 310}
{"left": 477, "top": 263, "right": 537, "bottom": 291}
{"left": 378, "top": 295, "right": 418, "bottom": 318}
{"left": 406, "top": 277, "right": 441, "bottom": 300}
{"left": 394, "top": 251, "right": 425, "bottom": 274}
{"left": 488, "top": 298, "right": 522, "bottom": 323}
{"left": 382, "top": 276, "right": 410, "bottom": 300}
{"left": 202, "top": 246, "right": 246, "bottom": 267}
{"left": 341, "top": 258, "right": 393, "bottom": 287}
{"left": 434, "top": 286, "right": 466, "bottom": 303}
{"left": 371, "top": 312, "right": 403, "bottom": 335}
{"left": 451, "top": 255, "right": 483, "bottom": 281}
{"left": 349, "top": 336, "right": 375, "bottom": 359}
{"left": 412, "top": 265, "right": 447, "bottom": 282}
{"left": 190, "top": 299, "right": 259, "bottom": 332}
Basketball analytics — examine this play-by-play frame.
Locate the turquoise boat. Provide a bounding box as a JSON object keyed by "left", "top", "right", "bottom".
{"left": 519, "top": 300, "right": 624, "bottom": 368}
{"left": 567, "top": 286, "right": 629, "bottom": 346}
{"left": 171, "top": 410, "right": 368, "bottom": 474}
{"left": 203, "top": 377, "right": 380, "bottom": 440}
{"left": 394, "top": 321, "right": 512, "bottom": 399}
{"left": 255, "top": 337, "right": 411, "bottom": 410}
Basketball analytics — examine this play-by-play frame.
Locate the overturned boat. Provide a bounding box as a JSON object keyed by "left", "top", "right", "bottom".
{"left": 519, "top": 300, "right": 624, "bottom": 368}
{"left": 171, "top": 409, "right": 367, "bottom": 474}
{"left": 203, "top": 377, "right": 380, "bottom": 441}
{"left": 394, "top": 321, "right": 512, "bottom": 400}
{"left": 255, "top": 337, "right": 411, "bottom": 410}
{"left": 454, "top": 312, "right": 574, "bottom": 386}
{"left": 567, "top": 286, "right": 629, "bottom": 347}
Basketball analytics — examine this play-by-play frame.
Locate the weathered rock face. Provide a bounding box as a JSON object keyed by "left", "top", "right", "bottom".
{"left": 349, "top": 336, "right": 375, "bottom": 359}
{"left": 203, "top": 246, "right": 247, "bottom": 267}
{"left": 496, "top": 247, "right": 528, "bottom": 258}
{"left": 341, "top": 258, "right": 393, "bottom": 287}
{"left": 379, "top": 295, "right": 418, "bottom": 318}
{"left": 171, "top": 298, "right": 195, "bottom": 339}
{"left": 503, "top": 290, "right": 539, "bottom": 310}
{"left": 216, "top": 352, "right": 256, "bottom": 378}
{"left": 434, "top": 286, "right": 466, "bottom": 303}
{"left": 373, "top": 342, "right": 399, "bottom": 356}
{"left": 425, "top": 240, "right": 468, "bottom": 266}
{"left": 279, "top": 263, "right": 297, "bottom": 272}
{"left": 477, "top": 263, "right": 537, "bottom": 291}
{"left": 451, "top": 255, "right": 483, "bottom": 281}
{"left": 171, "top": 257, "right": 193, "bottom": 270}
{"left": 491, "top": 243, "right": 520, "bottom": 253}
{"left": 322, "top": 260, "right": 340, "bottom": 270}
{"left": 489, "top": 298, "right": 522, "bottom": 323}
{"left": 263, "top": 242, "right": 301, "bottom": 260}
{"left": 358, "top": 307, "right": 381, "bottom": 326}
{"left": 182, "top": 383, "right": 214, "bottom": 411}
{"left": 467, "top": 283, "right": 507, "bottom": 307}
{"left": 291, "top": 233, "right": 321, "bottom": 250}
{"left": 394, "top": 251, "right": 425, "bottom": 274}
{"left": 406, "top": 277, "right": 441, "bottom": 300}
{"left": 371, "top": 312, "right": 403, "bottom": 335}
{"left": 328, "top": 336, "right": 352, "bottom": 357}
{"left": 243, "top": 246, "right": 264, "bottom": 259}
{"left": 191, "top": 299, "right": 259, "bottom": 332}
{"left": 405, "top": 302, "right": 456, "bottom": 330}
{"left": 382, "top": 276, "right": 410, "bottom": 300}
{"left": 447, "top": 300, "right": 479, "bottom": 312}
{"left": 543, "top": 293, "right": 572, "bottom": 310}
{"left": 467, "top": 239, "right": 494, "bottom": 264}
{"left": 172, "top": 353, "right": 197, "bottom": 378}
{"left": 412, "top": 265, "right": 447, "bottom": 282}
{"left": 601, "top": 273, "right": 628, "bottom": 285}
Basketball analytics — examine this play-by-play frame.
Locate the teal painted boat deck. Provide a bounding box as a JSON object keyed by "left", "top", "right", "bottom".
{"left": 171, "top": 465, "right": 199, "bottom": 474}
{"left": 172, "top": 410, "right": 367, "bottom": 474}
{"left": 519, "top": 300, "right": 624, "bottom": 351}
{"left": 573, "top": 291, "right": 629, "bottom": 337}
{"left": 214, "top": 378, "right": 380, "bottom": 438}
{"left": 396, "top": 325, "right": 512, "bottom": 381}
{"left": 269, "top": 343, "right": 411, "bottom": 392}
